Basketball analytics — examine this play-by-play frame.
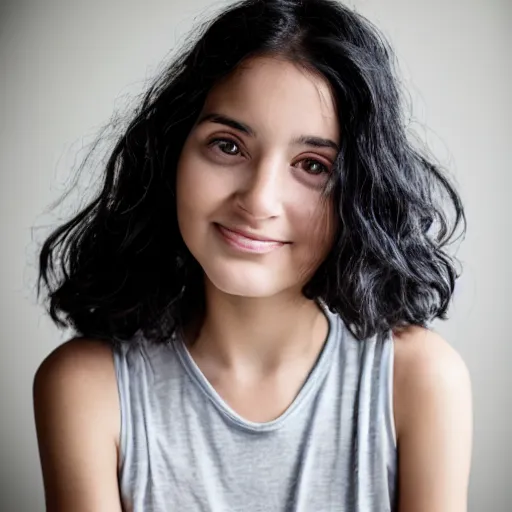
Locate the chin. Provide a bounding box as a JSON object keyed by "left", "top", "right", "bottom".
{"left": 203, "top": 264, "right": 288, "bottom": 299}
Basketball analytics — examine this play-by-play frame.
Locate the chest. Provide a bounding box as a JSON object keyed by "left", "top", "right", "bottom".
{"left": 115, "top": 332, "right": 397, "bottom": 511}
{"left": 122, "top": 400, "right": 353, "bottom": 511}
{"left": 118, "top": 375, "right": 395, "bottom": 512}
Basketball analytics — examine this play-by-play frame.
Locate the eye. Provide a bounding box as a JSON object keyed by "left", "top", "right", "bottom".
{"left": 208, "top": 138, "right": 241, "bottom": 156}
{"left": 298, "top": 158, "right": 330, "bottom": 176}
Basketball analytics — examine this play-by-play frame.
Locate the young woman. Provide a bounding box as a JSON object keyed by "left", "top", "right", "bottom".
{"left": 33, "top": 0, "right": 472, "bottom": 510}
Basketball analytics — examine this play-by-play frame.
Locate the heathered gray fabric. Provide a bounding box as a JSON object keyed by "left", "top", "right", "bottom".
{"left": 113, "top": 305, "right": 397, "bottom": 511}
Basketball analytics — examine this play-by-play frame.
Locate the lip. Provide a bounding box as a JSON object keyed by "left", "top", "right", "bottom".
{"left": 217, "top": 224, "right": 286, "bottom": 243}
{"left": 214, "top": 223, "right": 288, "bottom": 254}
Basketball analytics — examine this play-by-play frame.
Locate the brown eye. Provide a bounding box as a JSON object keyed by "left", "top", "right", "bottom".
{"left": 301, "top": 158, "right": 329, "bottom": 175}
{"left": 209, "top": 138, "right": 241, "bottom": 156}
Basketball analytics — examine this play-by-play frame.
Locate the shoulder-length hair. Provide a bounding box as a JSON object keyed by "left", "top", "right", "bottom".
{"left": 38, "top": 0, "right": 465, "bottom": 344}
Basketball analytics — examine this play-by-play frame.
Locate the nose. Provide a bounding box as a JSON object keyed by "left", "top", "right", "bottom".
{"left": 235, "top": 156, "right": 284, "bottom": 220}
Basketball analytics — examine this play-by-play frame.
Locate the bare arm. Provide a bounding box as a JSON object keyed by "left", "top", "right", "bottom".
{"left": 33, "top": 338, "right": 122, "bottom": 512}
{"left": 393, "top": 326, "right": 473, "bottom": 512}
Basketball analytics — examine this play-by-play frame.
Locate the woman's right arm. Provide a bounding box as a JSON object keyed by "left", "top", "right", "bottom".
{"left": 33, "top": 338, "right": 123, "bottom": 512}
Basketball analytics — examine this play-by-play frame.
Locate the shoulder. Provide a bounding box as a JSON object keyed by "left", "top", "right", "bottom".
{"left": 34, "top": 337, "right": 118, "bottom": 394}
{"left": 392, "top": 325, "right": 470, "bottom": 387}
{"left": 391, "top": 325, "right": 473, "bottom": 510}
{"left": 33, "top": 337, "right": 120, "bottom": 445}
{"left": 33, "top": 338, "right": 123, "bottom": 510}
{"left": 392, "top": 325, "right": 472, "bottom": 437}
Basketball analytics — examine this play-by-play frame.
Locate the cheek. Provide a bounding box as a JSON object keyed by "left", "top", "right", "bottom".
{"left": 176, "top": 150, "right": 205, "bottom": 247}
{"left": 176, "top": 149, "right": 234, "bottom": 240}
{"left": 177, "top": 153, "right": 214, "bottom": 218}
{"left": 287, "top": 199, "right": 336, "bottom": 285}
{"left": 177, "top": 151, "right": 201, "bottom": 207}
{"left": 292, "top": 196, "right": 336, "bottom": 250}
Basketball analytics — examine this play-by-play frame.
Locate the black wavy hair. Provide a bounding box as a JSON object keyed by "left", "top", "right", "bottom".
{"left": 38, "top": 0, "right": 465, "bottom": 344}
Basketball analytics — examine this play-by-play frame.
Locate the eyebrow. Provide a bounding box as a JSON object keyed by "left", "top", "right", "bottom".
{"left": 196, "top": 112, "right": 339, "bottom": 152}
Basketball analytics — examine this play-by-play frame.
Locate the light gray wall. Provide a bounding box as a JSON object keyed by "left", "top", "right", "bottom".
{"left": 1, "top": 0, "right": 510, "bottom": 509}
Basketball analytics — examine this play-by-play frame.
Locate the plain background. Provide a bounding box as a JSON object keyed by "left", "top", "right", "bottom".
{"left": 1, "top": 0, "right": 510, "bottom": 509}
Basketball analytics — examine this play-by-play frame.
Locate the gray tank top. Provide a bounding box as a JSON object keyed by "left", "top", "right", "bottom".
{"left": 113, "top": 305, "right": 397, "bottom": 511}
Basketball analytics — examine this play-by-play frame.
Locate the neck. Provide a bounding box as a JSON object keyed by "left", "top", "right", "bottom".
{"left": 185, "top": 280, "right": 329, "bottom": 375}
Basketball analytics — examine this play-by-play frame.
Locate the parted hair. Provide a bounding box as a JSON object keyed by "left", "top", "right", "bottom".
{"left": 38, "top": 0, "right": 465, "bottom": 344}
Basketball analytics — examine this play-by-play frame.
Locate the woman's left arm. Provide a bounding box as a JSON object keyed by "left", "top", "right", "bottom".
{"left": 393, "top": 326, "right": 473, "bottom": 512}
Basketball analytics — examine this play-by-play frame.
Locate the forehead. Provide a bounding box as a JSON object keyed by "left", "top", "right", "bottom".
{"left": 200, "top": 56, "right": 340, "bottom": 145}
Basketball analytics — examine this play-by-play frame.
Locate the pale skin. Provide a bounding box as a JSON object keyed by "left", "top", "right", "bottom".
{"left": 34, "top": 56, "right": 473, "bottom": 511}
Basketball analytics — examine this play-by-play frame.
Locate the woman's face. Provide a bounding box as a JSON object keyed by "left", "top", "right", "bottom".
{"left": 176, "top": 55, "right": 340, "bottom": 299}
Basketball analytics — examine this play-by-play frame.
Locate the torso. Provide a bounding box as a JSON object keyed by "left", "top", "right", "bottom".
{"left": 111, "top": 306, "right": 398, "bottom": 511}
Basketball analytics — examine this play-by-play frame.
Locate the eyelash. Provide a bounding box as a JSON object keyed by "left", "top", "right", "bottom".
{"left": 207, "top": 137, "right": 331, "bottom": 176}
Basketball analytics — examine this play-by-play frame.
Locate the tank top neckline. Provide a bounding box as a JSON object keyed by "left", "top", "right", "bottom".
{"left": 170, "top": 302, "right": 342, "bottom": 433}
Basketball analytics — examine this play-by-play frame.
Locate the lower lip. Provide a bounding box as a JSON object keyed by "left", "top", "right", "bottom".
{"left": 215, "top": 224, "right": 286, "bottom": 254}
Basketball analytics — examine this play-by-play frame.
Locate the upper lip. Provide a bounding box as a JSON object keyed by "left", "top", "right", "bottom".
{"left": 217, "top": 224, "right": 287, "bottom": 243}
